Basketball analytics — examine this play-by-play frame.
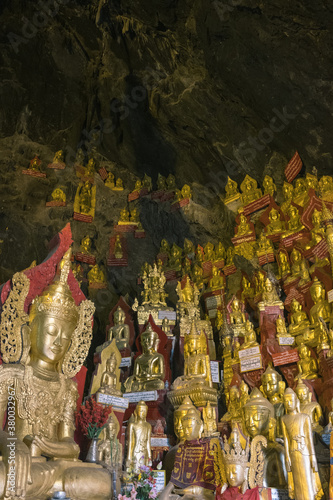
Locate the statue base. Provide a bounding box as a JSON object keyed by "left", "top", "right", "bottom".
{"left": 258, "top": 252, "right": 275, "bottom": 265}
{"left": 46, "top": 201, "right": 66, "bottom": 207}
{"left": 48, "top": 162, "right": 65, "bottom": 169}
{"left": 114, "top": 224, "right": 136, "bottom": 233}
{"left": 73, "top": 212, "right": 93, "bottom": 223}
{"left": 22, "top": 169, "right": 46, "bottom": 178}
{"left": 167, "top": 385, "right": 218, "bottom": 408}
{"left": 134, "top": 230, "right": 146, "bottom": 238}
{"left": 161, "top": 190, "right": 175, "bottom": 202}
{"left": 151, "top": 189, "right": 165, "bottom": 200}
{"left": 223, "top": 264, "right": 237, "bottom": 276}
{"left": 75, "top": 252, "right": 96, "bottom": 264}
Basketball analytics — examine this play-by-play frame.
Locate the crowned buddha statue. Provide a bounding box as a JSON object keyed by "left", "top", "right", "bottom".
{"left": 236, "top": 214, "right": 252, "bottom": 237}
{"left": 283, "top": 205, "right": 305, "bottom": 237}
{"left": 108, "top": 306, "right": 130, "bottom": 351}
{"left": 281, "top": 181, "right": 294, "bottom": 214}
{"left": 260, "top": 364, "right": 285, "bottom": 437}
{"left": 276, "top": 249, "right": 291, "bottom": 279}
{"left": 203, "top": 402, "right": 218, "bottom": 437}
{"left": 240, "top": 175, "right": 262, "bottom": 206}
{"left": 303, "top": 208, "right": 325, "bottom": 250}
{"left": 169, "top": 322, "right": 216, "bottom": 408}
{"left": 166, "top": 173, "right": 176, "bottom": 191}
{"left": 240, "top": 320, "right": 258, "bottom": 350}
{"left": 258, "top": 277, "right": 283, "bottom": 310}
{"left": 204, "top": 242, "right": 215, "bottom": 262}
{"left": 265, "top": 208, "right": 285, "bottom": 235}
{"left": 281, "top": 389, "right": 323, "bottom": 500}
{"left": 229, "top": 297, "right": 246, "bottom": 336}
{"left": 293, "top": 177, "right": 309, "bottom": 207}
{"left": 288, "top": 299, "right": 311, "bottom": 342}
{"left": 208, "top": 266, "right": 225, "bottom": 291}
{"left": 225, "top": 176, "right": 240, "bottom": 204}
{"left": 263, "top": 175, "right": 276, "bottom": 197}
{"left": 243, "top": 388, "right": 287, "bottom": 489}
{"left": 257, "top": 231, "right": 274, "bottom": 258}
{"left": 98, "top": 352, "right": 122, "bottom": 397}
{"left": 295, "top": 344, "right": 318, "bottom": 380}
{"left": 0, "top": 249, "right": 111, "bottom": 499}
{"left": 319, "top": 175, "right": 333, "bottom": 202}
{"left": 105, "top": 171, "right": 115, "bottom": 188}
{"left": 124, "top": 324, "right": 165, "bottom": 392}
{"left": 295, "top": 380, "right": 323, "bottom": 433}
{"left": 126, "top": 401, "right": 152, "bottom": 472}
{"left": 51, "top": 187, "right": 66, "bottom": 203}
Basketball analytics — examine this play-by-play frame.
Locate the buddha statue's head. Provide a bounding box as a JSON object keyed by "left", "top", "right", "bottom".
{"left": 27, "top": 249, "right": 94, "bottom": 376}
{"left": 232, "top": 298, "right": 240, "bottom": 312}
{"left": 283, "top": 181, "right": 293, "bottom": 201}
{"left": 288, "top": 205, "right": 298, "bottom": 220}
{"left": 298, "top": 343, "right": 311, "bottom": 360}
{"left": 291, "top": 248, "right": 301, "bottom": 263}
{"left": 291, "top": 299, "right": 300, "bottom": 314}
{"left": 305, "top": 172, "right": 318, "bottom": 190}
{"left": 229, "top": 385, "right": 240, "bottom": 405}
{"left": 261, "top": 363, "right": 282, "bottom": 399}
{"left": 140, "top": 324, "right": 159, "bottom": 354}
{"left": 319, "top": 175, "right": 333, "bottom": 193}
{"left": 283, "top": 388, "right": 300, "bottom": 414}
{"left": 310, "top": 277, "right": 325, "bottom": 303}
{"left": 243, "top": 388, "right": 275, "bottom": 438}
{"left": 106, "top": 413, "right": 119, "bottom": 440}
{"left": 264, "top": 277, "right": 273, "bottom": 293}
{"left": 182, "top": 407, "right": 203, "bottom": 441}
{"left": 295, "top": 178, "right": 306, "bottom": 195}
{"left": 134, "top": 400, "right": 148, "bottom": 421}
{"left": 174, "top": 396, "right": 195, "bottom": 442}
{"left": 114, "top": 307, "right": 125, "bottom": 326}
{"left": 222, "top": 428, "right": 249, "bottom": 492}
{"left": 269, "top": 208, "right": 280, "bottom": 222}
{"left": 106, "top": 352, "right": 117, "bottom": 373}
{"left": 295, "top": 380, "right": 311, "bottom": 404}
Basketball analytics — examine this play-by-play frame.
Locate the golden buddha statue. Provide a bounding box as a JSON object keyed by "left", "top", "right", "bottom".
{"left": 319, "top": 175, "right": 333, "bottom": 202}
{"left": 225, "top": 176, "right": 240, "bottom": 204}
{"left": 118, "top": 207, "right": 130, "bottom": 224}
{"left": 108, "top": 306, "right": 130, "bottom": 350}
{"left": 222, "top": 335, "right": 234, "bottom": 389}
{"left": 113, "top": 178, "right": 124, "bottom": 191}
{"left": 221, "top": 385, "right": 242, "bottom": 423}
{"left": 281, "top": 388, "right": 323, "bottom": 500}
{"left": 87, "top": 264, "right": 107, "bottom": 286}
{"left": 166, "top": 173, "right": 176, "bottom": 190}
{"left": 295, "top": 344, "right": 318, "bottom": 380}
{"left": 80, "top": 235, "right": 93, "bottom": 254}
{"left": 288, "top": 299, "right": 310, "bottom": 340}
{"left": 276, "top": 249, "right": 291, "bottom": 279}
{"left": 257, "top": 231, "right": 274, "bottom": 258}
{"left": 124, "top": 323, "right": 165, "bottom": 392}
{"left": 215, "top": 242, "right": 226, "bottom": 261}
{"left": 183, "top": 238, "right": 194, "bottom": 257}
{"left": 181, "top": 184, "right": 192, "bottom": 200}
{"left": 29, "top": 154, "right": 42, "bottom": 171}
{"left": 259, "top": 277, "right": 283, "bottom": 310}
{"left": 240, "top": 320, "right": 258, "bottom": 350}
{"left": 241, "top": 275, "right": 254, "bottom": 301}
{"left": 130, "top": 207, "right": 140, "bottom": 224}
{"left": 276, "top": 315, "right": 290, "bottom": 339}
{"left": 204, "top": 242, "right": 215, "bottom": 261}
{"left": 159, "top": 238, "right": 170, "bottom": 255}
{"left": 240, "top": 380, "right": 250, "bottom": 407}
{"left": 215, "top": 309, "right": 224, "bottom": 331}
{"left": 157, "top": 173, "right": 167, "bottom": 191}
{"left": 309, "top": 277, "right": 331, "bottom": 326}
{"left": 203, "top": 402, "right": 218, "bottom": 437}
{"left": 105, "top": 171, "right": 115, "bottom": 188}
{"left": 131, "top": 179, "right": 142, "bottom": 194}
{"left": 236, "top": 213, "right": 252, "bottom": 237}
{"left": 243, "top": 388, "right": 287, "bottom": 489}
{"left": 98, "top": 352, "right": 122, "bottom": 396}
{"left": 240, "top": 175, "right": 262, "bottom": 206}
{"left": 262, "top": 175, "right": 276, "bottom": 197}
{"left": 303, "top": 208, "right": 325, "bottom": 250}
{"left": 126, "top": 401, "right": 152, "bottom": 471}
{"left": 174, "top": 188, "right": 182, "bottom": 202}
{"left": 0, "top": 250, "right": 111, "bottom": 499}
{"left": 266, "top": 207, "right": 285, "bottom": 235}
{"left": 208, "top": 266, "right": 225, "bottom": 291}
{"left": 260, "top": 364, "right": 285, "bottom": 437}
{"left": 52, "top": 149, "right": 64, "bottom": 164}
{"left": 191, "top": 263, "right": 204, "bottom": 289}
{"left": 85, "top": 157, "right": 96, "bottom": 177}
{"left": 226, "top": 246, "right": 235, "bottom": 266}
{"left": 281, "top": 181, "right": 294, "bottom": 214}
{"left": 283, "top": 205, "right": 304, "bottom": 237}
{"left": 98, "top": 412, "right": 122, "bottom": 468}
{"left": 254, "top": 270, "right": 266, "bottom": 295}
{"left": 168, "top": 243, "right": 183, "bottom": 271}
{"left": 305, "top": 172, "right": 319, "bottom": 191}
{"left": 169, "top": 322, "right": 216, "bottom": 408}
{"left": 114, "top": 235, "right": 123, "bottom": 259}
{"left": 75, "top": 180, "right": 96, "bottom": 216}
{"left": 293, "top": 177, "right": 309, "bottom": 207}
{"left": 229, "top": 297, "right": 246, "bottom": 335}
{"left": 295, "top": 380, "right": 323, "bottom": 434}
{"left": 51, "top": 187, "right": 66, "bottom": 203}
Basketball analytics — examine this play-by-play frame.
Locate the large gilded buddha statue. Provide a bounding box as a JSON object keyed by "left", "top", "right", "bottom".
{"left": 0, "top": 248, "right": 111, "bottom": 499}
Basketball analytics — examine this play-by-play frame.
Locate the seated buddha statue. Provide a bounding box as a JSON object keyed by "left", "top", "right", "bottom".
{"left": 215, "top": 242, "right": 226, "bottom": 261}
{"left": 281, "top": 181, "right": 294, "bottom": 214}
{"left": 229, "top": 297, "right": 246, "bottom": 336}
{"left": 80, "top": 235, "right": 93, "bottom": 255}
{"left": 243, "top": 388, "right": 287, "bottom": 489}
{"left": 305, "top": 172, "right": 319, "bottom": 191}
{"left": 283, "top": 205, "right": 305, "bottom": 237}
{"left": 98, "top": 352, "right": 122, "bottom": 396}
{"left": 276, "top": 315, "right": 289, "bottom": 339}
{"left": 259, "top": 277, "right": 283, "bottom": 310}
{"left": 288, "top": 299, "right": 310, "bottom": 339}
{"left": 204, "top": 242, "right": 215, "bottom": 262}
{"left": 51, "top": 187, "right": 66, "bottom": 203}
{"left": 118, "top": 207, "right": 130, "bottom": 224}
{"left": 265, "top": 208, "right": 285, "bottom": 235}
{"left": 276, "top": 249, "right": 291, "bottom": 279}
{"left": 169, "top": 244, "right": 183, "bottom": 271}
{"left": 0, "top": 249, "right": 111, "bottom": 499}
{"left": 263, "top": 175, "right": 276, "bottom": 197}
{"left": 52, "top": 149, "right": 65, "bottom": 164}
{"left": 79, "top": 180, "right": 93, "bottom": 214}
{"left": 203, "top": 402, "right": 218, "bottom": 437}
{"left": 105, "top": 171, "right": 115, "bottom": 188}
{"left": 87, "top": 264, "right": 107, "bottom": 286}
{"left": 240, "top": 175, "right": 262, "bottom": 206}
{"left": 98, "top": 413, "right": 122, "bottom": 468}
{"left": 29, "top": 154, "right": 42, "bottom": 171}
{"left": 166, "top": 174, "right": 176, "bottom": 191}
{"left": 319, "top": 175, "right": 333, "bottom": 202}
{"left": 157, "top": 173, "right": 167, "bottom": 191}
{"left": 114, "top": 235, "right": 123, "bottom": 259}
{"left": 107, "top": 306, "right": 130, "bottom": 350}
{"left": 293, "top": 177, "right": 309, "bottom": 207}
{"left": 240, "top": 320, "right": 258, "bottom": 350}
{"left": 159, "top": 238, "right": 170, "bottom": 256}
{"left": 192, "top": 263, "right": 204, "bottom": 289}
{"left": 85, "top": 158, "right": 96, "bottom": 177}
{"left": 295, "top": 380, "right": 323, "bottom": 433}
{"left": 124, "top": 324, "right": 165, "bottom": 392}
{"left": 226, "top": 246, "right": 235, "bottom": 266}
{"left": 295, "top": 344, "right": 318, "bottom": 380}
{"left": 241, "top": 276, "right": 254, "bottom": 301}
{"left": 130, "top": 207, "right": 140, "bottom": 224}
{"left": 225, "top": 176, "right": 240, "bottom": 203}
{"left": 221, "top": 385, "right": 242, "bottom": 423}
{"left": 131, "top": 179, "right": 142, "bottom": 194}
{"left": 309, "top": 277, "right": 331, "bottom": 326}
{"left": 236, "top": 214, "right": 252, "bottom": 237}
{"left": 257, "top": 231, "right": 274, "bottom": 257}
{"left": 113, "top": 178, "right": 124, "bottom": 191}
{"left": 208, "top": 266, "right": 225, "bottom": 291}
{"left": 303, "top": 209, "right": 325, "bottom": 250}
{"left": 181, "top": 184, "right": 192, "bottom": 199}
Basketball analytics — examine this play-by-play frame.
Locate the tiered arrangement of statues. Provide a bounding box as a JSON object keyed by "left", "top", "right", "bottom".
{"left": 5, "top": 158, "right": 333, "bottom": 500}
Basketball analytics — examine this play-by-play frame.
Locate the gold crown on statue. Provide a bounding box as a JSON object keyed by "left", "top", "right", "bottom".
{"left": 30, "top": 248, "right": 79, "bottom": 324}
{"left": 185, "top": 321, "right": 207, "bottom": 352}
{"left": 222, "top": 428, "right": 249, "bottom": 465}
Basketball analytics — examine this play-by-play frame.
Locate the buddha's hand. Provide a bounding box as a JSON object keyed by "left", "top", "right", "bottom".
{"left": 29, "top": 436, "right": 79, "bottom": 459}
{"left": 2, "top": 436, "right": 31, "bottom": 499}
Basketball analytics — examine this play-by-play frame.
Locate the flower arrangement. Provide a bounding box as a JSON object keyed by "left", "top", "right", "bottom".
{"left": 119, "top": 464, "right": 158, "bottom": 500}
{"left": 76, "top": 395, "right": 112, "bottom": 439}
